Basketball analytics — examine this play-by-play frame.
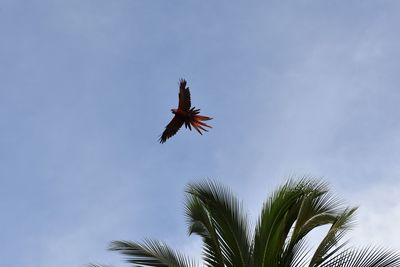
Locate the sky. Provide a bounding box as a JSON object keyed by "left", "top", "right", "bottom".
{"left": 1, "top": 1, "right": 400, "bottom": 266}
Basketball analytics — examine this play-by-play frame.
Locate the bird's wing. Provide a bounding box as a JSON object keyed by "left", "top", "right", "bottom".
{"left": 178, "top": 79, "right": 191, "bottom": 111}
{"left": 159, "top": 115, "right": 185, "bottom": 143}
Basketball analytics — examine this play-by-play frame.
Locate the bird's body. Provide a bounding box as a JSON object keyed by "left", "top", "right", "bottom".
{"left": 172, "top": 108, "right": 190, "bottom": 118}
{"left": 159, "top": 79, "right": 212, "bottom": 143}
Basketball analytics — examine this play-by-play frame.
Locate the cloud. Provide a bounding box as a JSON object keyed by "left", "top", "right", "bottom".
{"left": 343, "top": 181, "right": 400, "bottom": 249}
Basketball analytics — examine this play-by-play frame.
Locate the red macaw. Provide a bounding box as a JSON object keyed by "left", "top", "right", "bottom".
{"left": 159, "top": 79, "right": 212, "bottom": 143}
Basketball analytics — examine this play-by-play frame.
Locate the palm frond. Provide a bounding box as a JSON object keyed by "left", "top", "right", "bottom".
{"left": 254, "top": 178, "right": 325, "bottom": 267}
{"left": 320, "top": 247, "right": 400, "bottom": 267}
{"left": 185, "top": 194, "right": 225, "bottom": 267}
{"left": 290, "top": 238, "right": 311, "bottom": 267}
{"left": 309, "top": 207, "right": 357, "bottom": 266}
{"left": 109, "top": 239, "right": 197, "bottom": 267}
{"left": 291, "top": 191, "right": 344, "bottom": 241}
{"left": 186, "top": 180, "right": 252, "bottom": 267}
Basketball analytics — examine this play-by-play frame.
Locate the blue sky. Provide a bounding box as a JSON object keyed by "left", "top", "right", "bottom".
{"left": 1, "top": 1, "right": 400, "bottom": 266}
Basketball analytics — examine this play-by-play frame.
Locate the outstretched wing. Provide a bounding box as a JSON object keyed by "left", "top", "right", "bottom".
{"left": 159, "top": 115, "right": 185, "bottom": 143}
{"left": 178, "top": 79, "right": 191, "bottom": 111}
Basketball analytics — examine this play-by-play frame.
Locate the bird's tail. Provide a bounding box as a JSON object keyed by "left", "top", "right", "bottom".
{"left": 187, "top": 107, "right": 212, "bottom": 135}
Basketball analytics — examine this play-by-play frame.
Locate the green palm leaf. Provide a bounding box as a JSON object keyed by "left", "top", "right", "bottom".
{"left": 254, "top": 178, "right": 357, "bottom": 267}
{"left": 254, "top": 179, "right": 320, "bottom": 267}
{"left": 186, "top": 180, "right": 252, "bottom": 267}
{"left": 185, "top": 194, "right": 224, "bottom": 267}
{"left": 309, "top": 207, "right": 356, "bottom": 267}
{"left": 108, "top": 239, "right": 198, "bottom": 267}
{"left": 320, "top": 247, "right": 400, "bottom": 267}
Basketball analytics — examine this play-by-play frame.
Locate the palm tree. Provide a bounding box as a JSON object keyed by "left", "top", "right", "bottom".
{"left": 96, "top": 178, "right": 400, "bottom": 267}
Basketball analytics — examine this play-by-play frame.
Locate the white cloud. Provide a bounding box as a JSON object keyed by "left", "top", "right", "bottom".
{"left": 344, "top": 181, "right": 400, "bottom": 249}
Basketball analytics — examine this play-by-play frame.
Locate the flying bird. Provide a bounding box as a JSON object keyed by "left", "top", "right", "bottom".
{"left": 159, "top": 79, "right": 212, "bottom": 143}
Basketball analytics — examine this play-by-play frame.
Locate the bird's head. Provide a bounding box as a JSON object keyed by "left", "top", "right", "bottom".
{"left": 171, "top": 108, "right": 177, "bottom": 114}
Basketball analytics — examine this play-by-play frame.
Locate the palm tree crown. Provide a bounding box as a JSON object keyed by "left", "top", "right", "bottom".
{"left": 99, "top": 178, "right": 400, "bottom": 267}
